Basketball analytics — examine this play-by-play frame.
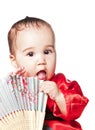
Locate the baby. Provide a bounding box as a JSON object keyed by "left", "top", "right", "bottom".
{"left": 8, "top": 16, "right": 88, "bottom": 130}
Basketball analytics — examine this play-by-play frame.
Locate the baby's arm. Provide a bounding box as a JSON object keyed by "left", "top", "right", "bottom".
{"left": 40, "top": 81, "right": 67, "bottom": 115}
{"left": 43, "top": 73, "right": 89, "bottom": 121}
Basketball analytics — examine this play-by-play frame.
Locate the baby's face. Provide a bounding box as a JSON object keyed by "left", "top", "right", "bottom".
{"left": 10, "top": 25, "right": 56, "bottom": 80}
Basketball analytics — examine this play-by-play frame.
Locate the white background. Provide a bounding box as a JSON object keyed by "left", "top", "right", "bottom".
{"left": 0, "top": 0, "right": 95, "bottom": 129}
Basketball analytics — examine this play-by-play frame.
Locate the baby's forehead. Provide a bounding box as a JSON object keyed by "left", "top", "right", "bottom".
{"left": 15, "top": 23, "right": 54, "bottom": 42}
{"left": 15, "top": 24, "right": 54, "bottom": 39}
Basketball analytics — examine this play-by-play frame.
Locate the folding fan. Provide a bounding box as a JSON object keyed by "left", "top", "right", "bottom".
{"left": 0, "top": 75, "right": 48, "bottom": 130}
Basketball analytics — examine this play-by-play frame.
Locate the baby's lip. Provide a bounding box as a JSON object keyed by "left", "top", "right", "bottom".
{"left": 37, "top": 70, "right": 46, "bottom": 80}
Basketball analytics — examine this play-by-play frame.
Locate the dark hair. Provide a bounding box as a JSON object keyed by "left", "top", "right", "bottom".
{"left": 8, "top": 16, "right": 55, "bottom": 54}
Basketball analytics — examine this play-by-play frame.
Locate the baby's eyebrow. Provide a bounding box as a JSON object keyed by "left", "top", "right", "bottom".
{"left": 22, "top": 45, "right": 55, "bottom": 52}
{"left": 45, "top": 45, "right": 55, "bottom": 48}
{"left": 22, "top": 47, "right": 34, "bottom": 52}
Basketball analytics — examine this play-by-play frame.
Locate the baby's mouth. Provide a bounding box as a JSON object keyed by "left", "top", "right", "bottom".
{"left": 37, "top": 70, "right": 46, "bottom": 80}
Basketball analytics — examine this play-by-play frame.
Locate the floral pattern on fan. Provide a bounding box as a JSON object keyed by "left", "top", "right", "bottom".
{"left": 0, "top": 75, "right": 47, "bottom": 118}
{"left": 0, "top": 75, "right": 48, "bottom": 130}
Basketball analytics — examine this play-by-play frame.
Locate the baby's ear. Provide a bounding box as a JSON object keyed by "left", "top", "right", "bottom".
{"left": 9, "top": 54, "right": 18, "bottom": 68}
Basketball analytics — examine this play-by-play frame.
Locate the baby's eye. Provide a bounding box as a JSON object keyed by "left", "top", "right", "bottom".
{"left": 27, "top": 52, "right": 33, "bottom": 57}
{"left": 44, "top": 50, "right": 51, "bottom": 54}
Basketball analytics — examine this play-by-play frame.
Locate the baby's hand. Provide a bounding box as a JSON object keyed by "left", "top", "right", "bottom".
{"left": 9, "top": 67, "right": 26, "bottom": 76}
{"left": 39, "top": 81, "right": 61, "bottom": 101}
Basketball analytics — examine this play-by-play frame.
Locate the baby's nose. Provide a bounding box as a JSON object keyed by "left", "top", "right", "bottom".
{"left": 36, "top": 54, "right": 46, "bottom": 65}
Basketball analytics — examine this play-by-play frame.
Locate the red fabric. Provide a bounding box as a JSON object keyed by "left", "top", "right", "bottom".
{"left": 45, "top": 120, "right": 82, "bottom": 130}
{"left": 44, "top": 73, "right": 88, "bottom": 129}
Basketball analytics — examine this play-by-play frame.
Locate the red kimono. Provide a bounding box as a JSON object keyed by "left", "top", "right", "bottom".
{"left": 44, "top": 73, "right": 89, "bottom": 130}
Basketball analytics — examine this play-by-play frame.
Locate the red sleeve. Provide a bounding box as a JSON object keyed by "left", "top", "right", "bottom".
{"left": 47, "top": 73, "right": 89, "bottom": 121}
